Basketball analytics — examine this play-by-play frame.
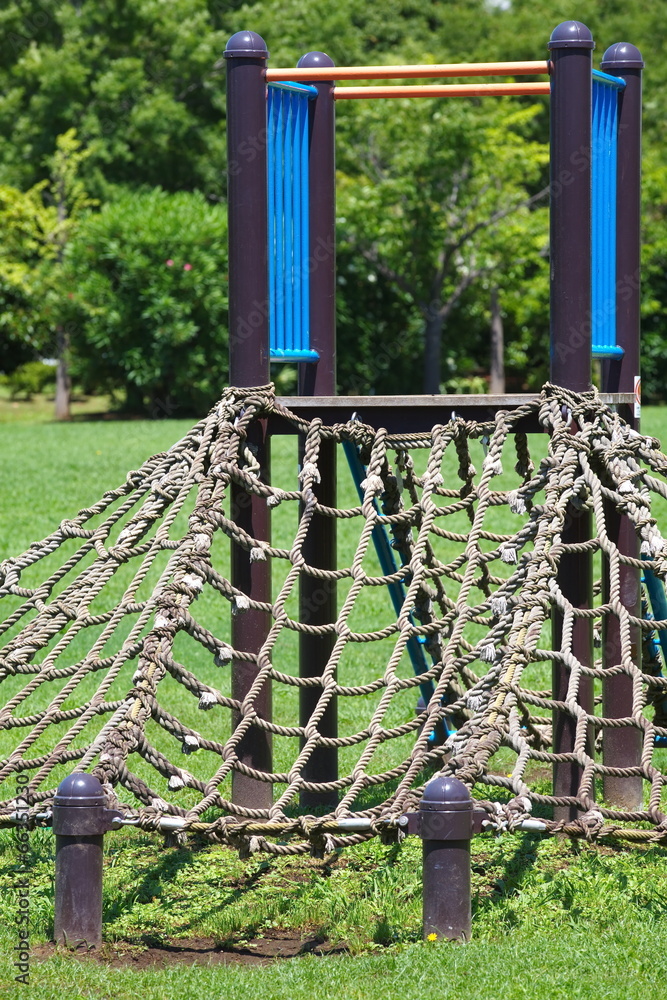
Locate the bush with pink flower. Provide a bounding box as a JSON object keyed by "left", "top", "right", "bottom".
{"left": 63, "top": 188, "right": 228, "bottom": 415}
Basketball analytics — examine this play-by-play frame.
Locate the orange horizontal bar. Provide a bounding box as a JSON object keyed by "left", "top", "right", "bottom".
{"left": 266, "top": 61, "right": 549, "bottom": 82}
{"left": 333, "top": 82, "right": 552, "bottom": 100}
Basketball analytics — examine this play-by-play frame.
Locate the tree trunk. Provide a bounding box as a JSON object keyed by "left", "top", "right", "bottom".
{"left": 54, "top": 325, "right": 71, "bottom": 421}
{"left": 489, "top": 286, "right": 505, "bottom": 395}
{"left": 422, "top": 310, "right": 444, "bottom": 394}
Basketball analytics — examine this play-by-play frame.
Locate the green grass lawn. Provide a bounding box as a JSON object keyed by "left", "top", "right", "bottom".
{"left": 2, "top": 397, "right": 667, "bottom": 997}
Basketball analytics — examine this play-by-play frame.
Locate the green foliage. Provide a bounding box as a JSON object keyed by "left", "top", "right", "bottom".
{"left": 0, "top": 359, "right": 56, "bottom": 398}
{"left": 0, "top": 0, "right": 666, "bottom": 401}
{"left": 0, "top": 181, "right": 57, "bottom": 371}
{"left": 0, "top": 0, "right": 231, "bottom": 200}
{"left": 336, "top": 97, "right": 549, "bottom": 391}
{"left": 64, "top": 188, "right": 228, "bottom": 415}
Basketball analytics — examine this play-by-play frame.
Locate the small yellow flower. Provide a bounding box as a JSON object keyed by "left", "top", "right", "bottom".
{"left": 427, "top": 933, "right": 438, "bottom": 942}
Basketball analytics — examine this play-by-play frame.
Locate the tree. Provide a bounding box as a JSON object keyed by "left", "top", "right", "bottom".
{"left": 0, "top": 181, "right": 57, "bottom": 374}
{"left": 0, "top": 0, "right": 231, "bottom": 199}
{"left": 43, "top": 129, "right": 97, "bottom": 419}
{"left": 336, "top": 97, "right": 549, "bottom": 392}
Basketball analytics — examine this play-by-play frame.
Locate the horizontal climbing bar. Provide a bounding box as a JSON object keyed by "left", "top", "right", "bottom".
{"left": 333, "top": 82, "right": 552, "bottom": 100}
{"left": 6, "top": 811, "right": 550, "bottom": 835}
{"left": 267, "top": 60, "right": 550, "bottom": 82}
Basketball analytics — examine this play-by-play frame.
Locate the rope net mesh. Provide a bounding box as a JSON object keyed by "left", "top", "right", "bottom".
{"left": 3, "top": 384, "right": 667, "bottom": 853}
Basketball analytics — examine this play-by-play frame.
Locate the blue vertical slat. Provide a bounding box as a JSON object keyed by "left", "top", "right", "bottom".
{"left": 591, "top": 70, "right": 624, "bottom": 360}
{"left": 299, "top": 94, "right": 310, "bottom": 350}
{"left": 283, "top": 94, "right": 293, "bottom": 351}
{"left": 267, "top": 81, "right": 319, "bottom": 363}
{"left": 274, "top": 91, "right": 285, "bottom": 353}
{"left": 267, "top": 87, "right": 277, "bottom": 350}
{"left": 292, "top": 94, "right": 302, "bottom": 352}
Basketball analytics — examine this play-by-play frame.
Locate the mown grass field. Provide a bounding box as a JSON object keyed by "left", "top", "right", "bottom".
{"left": 2, "top": 394, "right": 667, "bottom": 999}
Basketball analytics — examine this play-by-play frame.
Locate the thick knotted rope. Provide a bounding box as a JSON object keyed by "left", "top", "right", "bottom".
{"left": 2, "top": 383, "right": 667, "bottom": 853}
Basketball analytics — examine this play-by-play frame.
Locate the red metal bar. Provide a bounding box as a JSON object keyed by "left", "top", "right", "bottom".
{"left": 267, "top": 60, "right": 549, "bottom": 82}
{"left": 333, "top": 82, "right": 551, "bottom": 100}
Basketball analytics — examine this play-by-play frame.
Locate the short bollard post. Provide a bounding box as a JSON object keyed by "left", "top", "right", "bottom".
{"left": 53, "top": 773, "right": 121, "bottom": 948}
{"left": 418, "top": 775, "right": 473, "bottom": 941}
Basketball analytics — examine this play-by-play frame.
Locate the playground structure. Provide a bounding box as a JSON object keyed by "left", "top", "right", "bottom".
{"left": 0, "top": 20, "right": 662, "bottom": 946}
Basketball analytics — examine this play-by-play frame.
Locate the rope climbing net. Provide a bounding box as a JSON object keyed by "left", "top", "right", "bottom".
{"left": 3, "top": 383, "right": 667, "bottom": 855}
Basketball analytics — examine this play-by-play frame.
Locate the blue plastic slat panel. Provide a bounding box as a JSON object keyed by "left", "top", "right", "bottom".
{"left": 592, "top": 76, "right": 623, "bottom": 359}
{"left": 592, "top": 68, "right": 626, "bottom": 91}
{"left": 299, "top": 94, "right": 310, "bottom": 348}
{"left": 267, "top": 83, "right": 318, "bottom": 363}
{"left": 269, "top": 349, "right": 320, "bottom": 362}
{"left": 283, "top": 93, "right": 294, "bottom": 352}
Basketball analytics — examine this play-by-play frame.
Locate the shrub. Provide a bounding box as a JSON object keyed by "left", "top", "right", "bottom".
{"left": 2, "top": 360, "right": 56, "bottom": 399}
{"left": 63, "top": 188, "right": 228, "bottom": 416}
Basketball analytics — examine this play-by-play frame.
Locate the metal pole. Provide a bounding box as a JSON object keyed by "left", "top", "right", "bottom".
{"left": 225, "top": 31, "right": 273, "bottom": 809}
{"left": 297, "top": 51, "right": 336, "bottom": 399}
{"left": 225, "top": 30, "right": 270, "bottom": 387}
{"left": 418, "top": 775, "right": 473, "bottom": 941}
{"left": 548, "top": 21, "right": 595, "bottom": 822}
{"left": 549, "top": 19, "right": 594, "bottom": 388}
{"left": 53, "top": 773, "right": 121, "bottom": 947}
{"left": 599, "top": 43, "right": 643, "bottom": 412}
{"left": 599, "top": 42, "right": 645, "bottom": 809}
{"left": 295, "top": 52, "right": 339, "bottom": 809}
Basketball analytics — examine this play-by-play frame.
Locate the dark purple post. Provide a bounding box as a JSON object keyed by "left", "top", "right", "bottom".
{"left": 548, "top": 21, "right": 595, "bottom": 822}
{"left": 296, "top": 52, "right": 338, "bottom": 808}
{"left": 53, "top": 773, "right": 121, "bottom": 947}
{"left": 549, "top": 19, "right": 594, "bottom": 388}
{"left": 225, "top": 31, "right": 273, "bottom": 809}
{"left": 297, "top": 51, "right": 336, "bottom": 398}
{"left": 599, "top": 42, "right": 644, "bottom": 413}
{"left": 419, "top": 776, "right": 473, "bottom": 941}
{"left": 599, "top": 43, "right": 645, "bottom": 809}
{"left": 225, "top": 30, "right": 270, "bottom": 386}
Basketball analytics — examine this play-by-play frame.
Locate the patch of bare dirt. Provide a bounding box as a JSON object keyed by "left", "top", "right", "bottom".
{"left": 33, "top": 931, "right": 346, "bottom": 969}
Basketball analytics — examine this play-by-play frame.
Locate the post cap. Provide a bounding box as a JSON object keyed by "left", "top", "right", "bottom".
{"left": 601, "top": 42, "right": 644, "bottom": 71}
{"left": 548, "top": 21, "right": 595, "bottom": 50}
{"left": 297, "top": 51, "right": 335, "bottom": 70}
{"left": 420, "top": 774, "right": 472, "bottom": 812}
{"left": 54, "top": 772, "right": 106, "bottom": 807}
{"left": 224, "top": 30, "right": 269, "bottom": 60}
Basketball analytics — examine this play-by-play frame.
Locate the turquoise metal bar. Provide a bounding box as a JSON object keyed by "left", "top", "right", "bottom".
{"left": 342, "top": 440, "right": 453, "bottom": 740}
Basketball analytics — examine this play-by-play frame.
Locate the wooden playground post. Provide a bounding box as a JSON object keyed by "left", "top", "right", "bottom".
{"left": 225, "top": 31, "right": 273, "bottom": 809}
{"left": 599, "top": 42, "right": 645, "bottom": 809}
{"left": 548, "top": 20, "right": 596, "bottom": 823}
{"left": 296, "top": 51, "right": 339, "bottom": 808}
